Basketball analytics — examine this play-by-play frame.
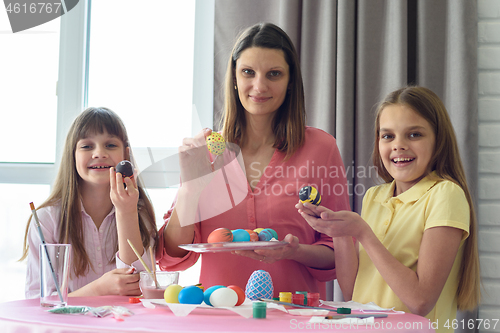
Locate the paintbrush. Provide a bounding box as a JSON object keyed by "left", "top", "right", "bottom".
{"left": 149, "top": 246, "right": 157, "bottom": 288}
{"left": 30, "top": 202, "right": 64, "bottom": 303}
{"left": 126, "top": 239, "right": 159, "bottom": 288}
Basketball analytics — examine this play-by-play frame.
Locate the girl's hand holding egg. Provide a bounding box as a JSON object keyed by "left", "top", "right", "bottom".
{"left": 298, "top": 205, "right": 369, "bottom": 239}
{"left": 110, "top": 161, "right": 139, "bottom": 214}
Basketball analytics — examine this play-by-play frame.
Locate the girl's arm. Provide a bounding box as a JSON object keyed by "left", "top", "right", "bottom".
{"left": 359, "top": 225, "right": 462, "bottom": 316}
{"left": 110, "top": 169, "right": 143, "bottom": 265}
{"left": 297, "top": 203, "right": 359, "bottom": 298}
{"left": 331, "top": 237, "right": 358, "bottom": 300}
{"left": 69, "top": 268, "right": 141, "bottom": 297}
{"left": 301, "top": 205, "right": 463, "bottom": 316}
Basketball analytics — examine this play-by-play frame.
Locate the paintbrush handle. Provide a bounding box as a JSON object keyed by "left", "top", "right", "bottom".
{"left": 126, "top": 239, "right": 151, "bottom": 274}
{"left": 41, "top": 244, "right": 65, "bottom": 303}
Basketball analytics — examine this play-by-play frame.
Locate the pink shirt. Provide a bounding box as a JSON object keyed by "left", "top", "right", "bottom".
{"left": 157, "top": 127, "right": 351, "bottom": 299}
{"left": 25, "top": 202, "right": 154, "bottom": 298}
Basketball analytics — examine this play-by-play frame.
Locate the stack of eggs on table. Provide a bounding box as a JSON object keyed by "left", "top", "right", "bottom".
{"left": 164, "top": 284, "right": 245, "bottom": 307}
{"left": 207, "top": 227, "right": 278, "bottom": 243}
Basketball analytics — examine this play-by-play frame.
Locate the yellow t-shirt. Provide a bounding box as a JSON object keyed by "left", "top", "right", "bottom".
{"left": 352, "top": 173, "right": 469, "bottom": 333}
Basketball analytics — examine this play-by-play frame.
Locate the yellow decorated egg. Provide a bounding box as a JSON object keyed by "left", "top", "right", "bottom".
{"left": 206, "top": 132, "right": 226, "bottom": 156}
{"left": 253, "top": 228, "right": 264, "bottom": 234}
{"left": 299, "top": 186, "right": 322, "bottom": 206}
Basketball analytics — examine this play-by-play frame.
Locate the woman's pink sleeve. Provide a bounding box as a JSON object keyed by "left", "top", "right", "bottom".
{"left": 156, "top": 205, "right": 201, "bottom": 272}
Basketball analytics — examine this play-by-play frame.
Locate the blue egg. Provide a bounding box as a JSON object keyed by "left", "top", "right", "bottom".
{"left": 232, "top": 229, "right": 251, "bottom": 242}
{"left": 203, "top": 285, "right": 226, "bottom": 306}
{"left": 178, "top": 285, "right": 204, "bottom": 304}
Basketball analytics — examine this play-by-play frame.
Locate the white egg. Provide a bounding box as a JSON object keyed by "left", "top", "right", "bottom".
{"left": 209, "top": 287, "right": 238, "bottom": 307}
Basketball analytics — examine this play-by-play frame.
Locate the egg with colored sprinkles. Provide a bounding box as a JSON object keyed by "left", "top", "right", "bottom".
{"left": 206, "top": 132, "right": 226, "bottom": 156}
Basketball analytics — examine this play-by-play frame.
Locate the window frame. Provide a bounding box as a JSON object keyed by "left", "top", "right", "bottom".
{"left": 0, "top": 0, "right": 214, "bottom": 189}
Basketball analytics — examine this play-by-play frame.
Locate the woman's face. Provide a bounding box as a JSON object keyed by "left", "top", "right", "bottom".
{"left": 235, "top": 47, "right": 290, "bottom": 118}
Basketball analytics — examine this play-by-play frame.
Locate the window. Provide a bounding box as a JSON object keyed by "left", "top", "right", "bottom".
{"left": 0, "top": 0, "right": 214, "bottom": 302}
{"left": 87, "top": 0, "right": 195, "bottom": 149}
{"left": 0, "top": 10, "right": 59, "bottom": 163}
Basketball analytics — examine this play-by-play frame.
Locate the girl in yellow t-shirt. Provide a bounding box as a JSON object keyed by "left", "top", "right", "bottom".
{"left": 297, "top": 86, "right": 480, "bottom": 332}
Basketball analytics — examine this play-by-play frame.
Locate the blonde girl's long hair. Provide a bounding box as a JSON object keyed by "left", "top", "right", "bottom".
{"left": 20, "top": 107, "right": 158, "bottom": 277}
{"left": 372, "top": 86, "right": 480, "bottom": 310}
{"left": 221, "top": 22, "right": 306, "bottom": 160}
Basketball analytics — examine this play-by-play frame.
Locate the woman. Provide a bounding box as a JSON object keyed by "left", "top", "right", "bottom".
{"left": 157, "top": 23, "right": 350, "bottom": 298}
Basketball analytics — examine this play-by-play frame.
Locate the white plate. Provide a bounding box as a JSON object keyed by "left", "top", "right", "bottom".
{"left": 287, "top": 309, "right": 330, "bottom": 316}
{"left": 178, "top": 241, "right": 288, "bottom": 253}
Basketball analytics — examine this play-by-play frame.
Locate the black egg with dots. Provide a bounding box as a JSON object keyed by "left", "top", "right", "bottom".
{"left": 299, "top": 186, "right": 322, "bottom": 206}
{"left": 116, "top": 160, "right": 134, "bottom": 182}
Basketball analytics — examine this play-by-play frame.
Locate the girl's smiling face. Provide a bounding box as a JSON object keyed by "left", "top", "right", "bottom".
{"left": 378, "top": 104, "right": 436, "bottom": 195}
{"left": 235, "top": 47, "right": 290, "bottom": 118}
{"left": 75, "top": 130, "right": 126, "bottom": 187}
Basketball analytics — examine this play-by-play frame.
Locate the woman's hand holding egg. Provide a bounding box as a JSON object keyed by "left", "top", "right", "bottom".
{"left": 179, "top": 128, "right": 221, "bottom": 193}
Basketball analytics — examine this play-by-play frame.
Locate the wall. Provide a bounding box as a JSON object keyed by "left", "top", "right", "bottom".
{"left": 478, "top": 0, "right": 500, "bottom": 331}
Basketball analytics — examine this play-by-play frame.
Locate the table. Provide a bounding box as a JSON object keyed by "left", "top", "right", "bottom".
{"left": 0, "top": 296, "right": 435, "bottom": 333}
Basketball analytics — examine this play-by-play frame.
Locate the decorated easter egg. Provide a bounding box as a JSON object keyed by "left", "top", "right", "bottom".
{"left": 253, "top": 228, "right": 264, "bottom": 234}
{"left": 258, "top": 228, "right": 277, "bottom": 241}
{"left": 232, "top": 229, "right": 251, "bottom": 242}
{"left": 210, "top": 287, "right": 238, "bottom": 307}
{"left": 245, "top": 229, "right": 259, "bottom": 242}
{"left": 116, "top": 160, "right": 134, "bottom": 181}
{"left": 227, "top": 285, "right": 246, "bottom": 306}
{"left": 299, "top": 185, "right": 322, "bottom": 206}
{"left": 204, "top": 285, "right": 226, "bottom": 306}
{"left": 245, "top": 270, "right": 274, "bottom": 300}
{"left": 207, "top": 228, "right": 233, "bottom": 243}
{"left": 206, "top": 132, "right": 226, "bottom": 156}
{"left": 178, "top": 285, "right": 204, "bottom": 304}
{"left": 164, "top": 284, "right": 183, "bottom": 303}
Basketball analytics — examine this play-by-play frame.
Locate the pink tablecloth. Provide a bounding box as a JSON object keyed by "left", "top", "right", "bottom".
{"left": 0, "top": 296, "right": 435, "bottom": 333}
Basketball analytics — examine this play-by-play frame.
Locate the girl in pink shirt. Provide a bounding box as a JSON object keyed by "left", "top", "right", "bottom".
{"left": 21, "top": 107, "right": 157, "bottom": 298}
